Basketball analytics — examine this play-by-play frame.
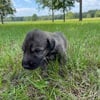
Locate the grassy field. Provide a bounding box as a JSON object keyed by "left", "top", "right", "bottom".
{"left": 0, "top": 19, "right": 100, "bottom": 100}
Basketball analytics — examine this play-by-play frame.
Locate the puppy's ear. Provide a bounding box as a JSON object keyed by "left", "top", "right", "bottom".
{"left": 46, "top": 38, "right": 55, "bottom": 51}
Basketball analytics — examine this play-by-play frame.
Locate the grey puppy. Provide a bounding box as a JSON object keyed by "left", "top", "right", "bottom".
{"left": 22, "top": 29, "right": 67, "bottom": 73}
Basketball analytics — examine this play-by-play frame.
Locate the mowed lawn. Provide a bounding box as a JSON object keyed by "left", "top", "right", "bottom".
{"left": 0, "top": 19, "right": 100, "bottom": 100}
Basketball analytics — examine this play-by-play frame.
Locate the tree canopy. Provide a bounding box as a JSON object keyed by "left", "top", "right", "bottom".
{"left": 36, "top": 0, "right": 75, "bottom": 22}
{"left": 0, "top": 0, "right": 16, "bottom": 24}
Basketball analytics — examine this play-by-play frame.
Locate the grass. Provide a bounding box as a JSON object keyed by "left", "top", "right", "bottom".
{"left": 0, "top": 18, "right": 100, "bottom": 100}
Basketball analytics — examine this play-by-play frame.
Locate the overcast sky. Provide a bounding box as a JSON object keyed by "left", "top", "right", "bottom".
{"left": 13, "top": 0, "right": 100, "bottom": 17}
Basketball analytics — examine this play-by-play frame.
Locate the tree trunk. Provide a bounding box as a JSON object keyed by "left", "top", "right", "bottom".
{"left": 63, "top": 0, "right": 65, "bottom": 22}
{"left": 79, "top": 0, "right": 82, "bottom": 21}
{"left": 52, "top": 8, "right": 54, "bottom": 22}
{"left": 63, "top": 9, "right": 65, "bottom": 22}
{"left": 52, "top": 0, "right": 54, "bottom": 22}
{"left": 1, "top": 14, "right": 4, "bottom": 24}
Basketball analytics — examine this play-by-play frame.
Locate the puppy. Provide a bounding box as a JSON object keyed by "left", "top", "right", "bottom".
{"left": 22, "top": 29, "right": 67, "bottom": 74}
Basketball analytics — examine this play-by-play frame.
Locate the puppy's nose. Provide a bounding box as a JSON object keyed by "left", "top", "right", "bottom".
{"left": 29, "top": 61, "right": 33, "bottom": 65}
{"left": 29, "top": 61, "right": 37, "bottom": 67}
{"left": 22, "top": 60, "right": 34, "bottom": 67}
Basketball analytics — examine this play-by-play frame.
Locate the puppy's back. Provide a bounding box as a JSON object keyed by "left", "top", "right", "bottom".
{"left": 52, "top": 32, "right": 67, "bottom": 52}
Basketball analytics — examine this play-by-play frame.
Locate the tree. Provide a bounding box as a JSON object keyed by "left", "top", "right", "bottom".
{"left": 66, "top": 11, "right": 75, "bottom": 19}
{"left": 36, "top": 0, "right": 74, "bottom": 22}
{"left": 36, "top": 0, "right": 55, "bottom": 22}
{"left": 88, "top": 10, "right": 96, "bottom": 17}
{"left": 79, "top": 0, "right": 82, "bottom": 21}
{"left": 95, "top": 10, "right": 100, "bottom": 17}
{"left": 53, "top": 0, "right": 75, "bottom": 22}
{"left": 76, "top": 0, "right": 82, "bottom": 21}
{"left": 86, "top": 13, "right": 91, "bottom": 18}
{"left": 0, "top": 0, "right": 16, "bottom": 24}
{"left": 32, "top": 14, "right": 38, "bottom": 21}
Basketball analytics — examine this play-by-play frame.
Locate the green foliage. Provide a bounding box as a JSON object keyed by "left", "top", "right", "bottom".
{"left": 0, "top": 0, "right": 16, "bottom": 24}
{"left": 36, "top": 0, "right": 54, "bottom": 9}
{"left": 54, "top": 0, "right": 75, "bottom": 22}
{"left": 53, "top": 0, "right": 75, "bottom": 10}
{"left": 32, "top": 14, "right": 38, "bottom": 21}
{"left": 95, "top": 10, "right": 100, "bottom": 17}
{"left": 0, "top": 19, "right": 99, "bottom": 99}
{"left": 36, "top": 0, "right": 55, "bottom": 22}
{"left": 86, "top": 13, "right": 91, "bottom": 18}
{"left": 36, "top": 0, "right": 75, "bottom": 22}
{"left": 66, "top": 11, "right": 75, "bottom": 19}
{"left": 88, "top": 10, "right": 97, "bottom": 17}
{"left": 3, "top": 9, "right": 100, "bottom": 22}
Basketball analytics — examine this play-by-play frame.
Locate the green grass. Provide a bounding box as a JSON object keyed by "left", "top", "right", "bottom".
{"left": 0, "top": 18, "right": 100, "bottom": 100}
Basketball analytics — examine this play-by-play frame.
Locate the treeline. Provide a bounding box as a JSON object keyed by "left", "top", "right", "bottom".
{"left": 4, "top": 9, "right": 100, "bottom": 22}
{"left": 66, "top": 9, "right": 100, "bottom": 19}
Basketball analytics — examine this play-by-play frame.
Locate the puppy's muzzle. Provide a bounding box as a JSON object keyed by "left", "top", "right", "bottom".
{"left": 22, "top": 60, "right": 38, "bottom": 70}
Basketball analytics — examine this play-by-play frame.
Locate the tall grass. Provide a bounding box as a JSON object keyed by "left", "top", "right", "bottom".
{"left": 0, "top": 19, "right": 100, "bottom": 99}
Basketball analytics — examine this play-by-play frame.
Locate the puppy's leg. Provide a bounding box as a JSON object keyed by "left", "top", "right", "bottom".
{"left": 40, "top": 61, "right": 48, "bottom": 78}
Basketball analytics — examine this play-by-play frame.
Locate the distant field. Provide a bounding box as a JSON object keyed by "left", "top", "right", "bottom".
{"left": 4, "top": 17, "right": 100, "bottom": 24}
{"left": 0, "top": 18, "right": 100, "bottom": 99}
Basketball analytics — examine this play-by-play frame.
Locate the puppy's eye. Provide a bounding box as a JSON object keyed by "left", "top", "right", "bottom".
{"left": 30, "top": 47, "right": 44, "bottom": 54}
{"left": 34, "top": 49, "right": 42, "bottom": 53}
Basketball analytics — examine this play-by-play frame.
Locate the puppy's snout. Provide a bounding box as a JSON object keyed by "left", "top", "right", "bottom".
{"left": 22, "top": 59, "right": 38, "bottom": 70}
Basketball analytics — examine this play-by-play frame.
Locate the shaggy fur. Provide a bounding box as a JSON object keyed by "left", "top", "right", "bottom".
{"left": 22, "top": 29, "right": 67, "bottom": 71}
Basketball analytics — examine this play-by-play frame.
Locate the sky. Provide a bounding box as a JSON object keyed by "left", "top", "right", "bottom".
{"left": 13, "top": 0, "right": 100, "bottom": 17}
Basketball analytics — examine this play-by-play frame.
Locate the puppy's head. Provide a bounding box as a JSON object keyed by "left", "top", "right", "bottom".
{"left": 22, "top": 29, "right": 55, "bottom": 70}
